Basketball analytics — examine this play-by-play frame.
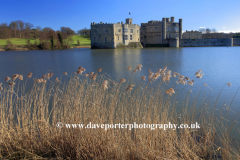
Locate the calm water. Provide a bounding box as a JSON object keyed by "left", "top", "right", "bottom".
{"left": 0, "top": 47, "right": 240, "bottom": 143}
{"left": 1, "top": 47, "right": 240, "bottom": 105}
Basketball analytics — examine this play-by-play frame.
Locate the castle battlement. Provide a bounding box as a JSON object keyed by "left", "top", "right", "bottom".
{"left": 91, "top": 22, "right": 140, "bottom": 27}
{"left": 91, "top": 22, "right": 115, "bottom": 26}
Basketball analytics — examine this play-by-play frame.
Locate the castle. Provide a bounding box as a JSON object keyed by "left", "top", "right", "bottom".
{"left": 140, "top": 17, "right": 182, "bottom": 47}
{"left": 182, "top": 30, "right": 202, "bottom": 39}
{"left": 91, "top": 17, "right": 234, "bottom": 48}
{"left": 91, "top": 18, "right": 141, "bottom": 49}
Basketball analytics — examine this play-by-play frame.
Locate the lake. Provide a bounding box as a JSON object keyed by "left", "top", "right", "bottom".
{"left": 0, "top": 47, "right": 240, "bottom": 144}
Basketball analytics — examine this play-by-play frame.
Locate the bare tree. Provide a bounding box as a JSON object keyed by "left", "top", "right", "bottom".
{"left": 0, "top": 23, "right": 11, "bottom": 38}
{"left": 205, "top": 28, "right": 211, "bottom": 34}
{"left": 9, "top": 21, "right": 18, "bottom": 37}
{"left": 17, "top": 20, "right": 24, "bottom": 38}
{"left": 25, "top": 22, "right": 34, "bottom": 38}
{"left": 211, "top": 28, "right": 217, "bottom": 33}
{"left": 60, "top": 27, "right": 76, "bottom": 36}
{"left": 77, "top": 27, "right": 90, "bottom": 35}
{"left": 199, "top": 28, "right": 206, "bottom": 33}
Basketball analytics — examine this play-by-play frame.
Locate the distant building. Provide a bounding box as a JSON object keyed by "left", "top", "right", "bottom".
{"left": 90, "top": 18, "right": 141, "bottom": 49}
{"left": 140, "top": 17, "right": 182, "bottom": 46}
{"left": 183, "top": 30, "right": 202, "bottom": 39}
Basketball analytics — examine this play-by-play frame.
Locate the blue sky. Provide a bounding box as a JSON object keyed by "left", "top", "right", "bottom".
{"left": 1, "top": 0, "right": 240, "bottom": 33}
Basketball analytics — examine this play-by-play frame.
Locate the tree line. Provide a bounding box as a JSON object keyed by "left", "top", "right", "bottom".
{"left": 0, "top": 20, "right": 77, "bottom": 39}
{"left": 0, "top": 20, "right": 91, "bottom": 50}
{"left": 0, "top": 20, "right": 90, "bottom": 39}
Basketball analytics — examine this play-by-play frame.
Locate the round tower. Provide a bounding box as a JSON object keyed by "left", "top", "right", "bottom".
{"left": 162, "top": 18, "right": 166, "bottom": 40}
{"left": 179, "top": 19, "right": 182, "bottom": 39}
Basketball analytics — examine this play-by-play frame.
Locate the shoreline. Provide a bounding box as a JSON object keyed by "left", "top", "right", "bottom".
{"left": 0, "top": 46, "right": 91, "bottom": 52}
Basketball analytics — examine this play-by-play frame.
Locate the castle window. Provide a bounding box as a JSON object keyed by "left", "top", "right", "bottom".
{"left": 124, "top": 29, "right": 128, "bottom": 33}
{"left": 159, "top": 27, "right": 161, "bottom": 31}
{"left": 99, "top": 35, "right": 100, "bottom": 38}
{"left": 155, "top": 27, "right": 157, "bottom": 31}
{"left": 118, "top": 29, "right": 121, "bottom": 32}
{"left": 105, "top": 29, "right": 108, "bottom": 33}
{"left": 130, "top": 35, "right": 132, "bottom": 40}
{"left": 130, "top": 29, "right": 133, "bottom": 33}
{"left": 124, "top": 35, "right": 128, "bottom": 40}
{"left": 118, "top": 36, "right": 119, "bottom": 40}
{"left": 105, "top": 37, "right": 107, "bottom": 42}
{"left": 169, "top": 27, "right": 171, "bottom": 31}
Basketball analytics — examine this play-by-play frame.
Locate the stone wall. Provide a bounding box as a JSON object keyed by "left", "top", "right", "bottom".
{"left": 169, "top": 39, "right": 179, "bottom": 47}
{"left": 179, "top": 38, "right": 233, "bottom": 47}
{"left": 91, "top": 24, "right": 114, "bottom": 49}
{"left": 233, "top": 38, "right": 240, "bottom": 46}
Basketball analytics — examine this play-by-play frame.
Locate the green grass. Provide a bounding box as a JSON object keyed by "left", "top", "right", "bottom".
{"left": 69, "top": 35, "right": 91, "bottom": 46}
{"left": 0, "top": 35, "right": 91, "bottom": 47}
{"left": 0, "top": 38, "right": 40, "bottom": 46}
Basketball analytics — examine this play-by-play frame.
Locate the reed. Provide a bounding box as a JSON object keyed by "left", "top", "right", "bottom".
{"left": 0, "top": 65, "right": 239, "bottom": 159}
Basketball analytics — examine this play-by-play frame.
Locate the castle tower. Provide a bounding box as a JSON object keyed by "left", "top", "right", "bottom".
{"left": 126, "top": 18, "right": 133, "bottom": 24}
{"left": 170, "top": 17, "right": 175, "bottom": 22}
{"left": 179, "top": 19, "right": 182, "bottom": 39}
{"left": 162, "top": 18, "right": 166, "bottom": 40}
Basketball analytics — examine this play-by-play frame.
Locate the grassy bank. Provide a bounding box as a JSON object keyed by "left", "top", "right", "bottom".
{"left": 0, "top": 65, "right": 239, "bottom": 159}
{"left": 70, "top": 35, "right": 91, "bottom": 47}
{"left": 0, "top": 35, "right": 91, "bottom": 48}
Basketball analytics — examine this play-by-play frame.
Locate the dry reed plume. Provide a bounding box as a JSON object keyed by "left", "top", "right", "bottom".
{"left": 27, "top": 72, "right": 32, "bottom": 78}
{"left": 4, "top": 76, "right": 11, "bottom": 82}
{"left": 165, "top": 88, "right": 175, "bottom": 96}
{"left": 126, "top": 84, "right": 135, "bottom": 91}
{"left": 0, "top": 67, "right": 239, "bottom": 160}
{"left": 141, "top": 76, "right": 146, "bottom": 81}
{"left": 132, "top": 64, "right": 142, "bottom": 73}
{"left": 102, "top": 80, "right": 108, "bottom": 90}
{"left": 120, "top": 79, "right": 126, "bottom": 83}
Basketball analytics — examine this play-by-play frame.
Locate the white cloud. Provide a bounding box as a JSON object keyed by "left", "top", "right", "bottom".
{"left": 223, "top": 27, "right": 226, "bottom": 28}
{"left": 218, "top": 30, "right": 240, "bottom": 33}
{"left": 199, "top": 27, "right": 205, "bottom": 28}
